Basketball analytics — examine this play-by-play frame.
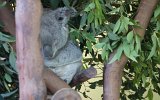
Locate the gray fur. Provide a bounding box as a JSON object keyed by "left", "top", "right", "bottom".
{"left": 40, "top": 7, "right": 82, "bottom": 83}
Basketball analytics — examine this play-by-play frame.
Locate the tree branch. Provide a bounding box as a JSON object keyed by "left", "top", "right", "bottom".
{"left": 103, "top": 0, "right": 159, "bottom": 99}
{"left": 70, "top": 67, "right": 97, "bottom": 87}
{"left": 16, "top": 0, "right": 46, "bottom": 99}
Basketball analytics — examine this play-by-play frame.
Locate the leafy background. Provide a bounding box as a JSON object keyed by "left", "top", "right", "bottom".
{"left": 0, "top": 0, "right": 160, "bottom": 100}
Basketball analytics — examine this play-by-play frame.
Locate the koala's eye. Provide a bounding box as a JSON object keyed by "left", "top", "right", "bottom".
{"left": 58, "top": 17, "right": 63, "bottom": 21}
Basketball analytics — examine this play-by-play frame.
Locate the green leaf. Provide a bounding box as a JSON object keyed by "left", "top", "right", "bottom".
{"left": 130, "top": 50, "right": 139, "bottom": 57}
{"left": 118, "top": 21, "right": 125, "bottom": 34}
{"left": 108, "top": 53, "right": 118, "bottom": 64}
{"left": 0, "top": 32, "right": 15, "bottom": 42}
{"left": 108, "top": 7, "right": 120, "bottom": 14}
{"left": 142, "top": 74, "right": 146, "bottom": 86}
{"left": 101, "top": 44, "right": 108, "bottom": 60}
{"left": 94, "top": 18, "right": 98, "bottom": 29}
{"left": 0, "top": 1, "right": 6, "bottom": 8}
{"left": 94, "top": 42, "right": 105, "bottom": 49}
{"left": 123, "top": 42, "right": 130, "bottom": 57}
{"left": 9, "top": 51, "right": 17, "bottom": 72}
{"left": 80, "top": 13, "right": 87, "bottom": 28}
{"left": 129, "top": 54, "right": 137, "bottom": 62}
{"left": 89, "top": 2, "right": 95, "bottom": 9}
{"left": 154, "top": 6, "right": 160, "bottom": 18}
{"left": 127, "top": 31, "right": 133, "bottom": 43}
{"left": 1, "top": 89, "right": 18, "bottom": 98}
{"left": 108, "top": 33, "right": 120, "bottom": 40}
{"left": 62, "top": 0, "right": 70, "bottom": 7}
{"left": 135, "top": 34, "right": 141, "bottom": 52}
{"left": 82, "top": 32, "right": 96, "bottom": 42}
{"left": 2, "top": 43, "right": 9, "bottom": 53}
{"left": 116, "top": 44, "right": 123, "bottom": 60}
{"left": 3, "top": 81, "right": 10, "bottom": 92}
{"left": 84, "top": 3, "right": 95, "bottom": 12}
{"left": 123, "top": 17, "right": 130, "bottom": 31}
{"left": 147, "top": 35, "right": 157, "bottom": 60}
{"left": 88, "top": 11, "right": 94, "bottom": 23}
{"left": 113, "top": 19, "right": 121, "bottom": 34}
{"left": 4, "top": 74, "right": 12, "bottom": 83}
{"left": 147, "top": 88, "right": 153, "bottom": 100}
{"left": 86, "top": 41, "right": 92, "bottom": 52}
{"left": 107, "top": 43, "right": 113, "bottom": 52}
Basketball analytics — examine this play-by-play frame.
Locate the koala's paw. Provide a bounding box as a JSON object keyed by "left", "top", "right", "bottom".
{"left": 43, "top": 45, "right": 53, "bottom": 59}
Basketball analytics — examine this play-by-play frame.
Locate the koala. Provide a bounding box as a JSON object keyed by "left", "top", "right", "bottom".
{"left": 40, "top": 7, "right": 82, "bottom": 83}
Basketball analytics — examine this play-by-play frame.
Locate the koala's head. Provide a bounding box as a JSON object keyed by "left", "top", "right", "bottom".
{"left": 54, "top": 7, "right": 77, "bottom": 24}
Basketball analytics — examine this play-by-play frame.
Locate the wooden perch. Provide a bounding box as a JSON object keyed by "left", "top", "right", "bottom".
{"left": 70, "top": 67, "right": 97, "bottom": 87}
{"left": 43, "top": 67, "right": 97, "bottom": 93}
{"left": 51, "top": 88, "right": 81, "bottom": 100}
{"left": 43, "top": 68, "right": 70, "bottom": 94}
{"left": 16, "top": 0, "right": 46, "bottom": 99}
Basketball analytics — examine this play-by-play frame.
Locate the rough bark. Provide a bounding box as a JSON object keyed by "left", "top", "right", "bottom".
{"left": 70, "top": 67, "right": 97, "bottom": 87}
{"left": 16, "top": 0, "right": 46, "bottom": 99}
{"left": 103, "top": 0, "right": 159, "bottom": 100}
{"left": 43, "top": 68, "right": 70, "bottom": 94}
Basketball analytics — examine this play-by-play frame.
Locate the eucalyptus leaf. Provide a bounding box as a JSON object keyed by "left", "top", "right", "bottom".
{"left": 154, "top": 6, "right": 160, "bottom": 18}
{"left": 0, "top": 32, "right": 15, "bottom": 42}
{"left": 147, "top": 35, "right": 157, "bottom": 60}
{"left": 116, "top": 44, "right": 123, "bottom": 60}
{"left": 108, "top": 53, "right": 118, "bottom": 64}
{"left": 94, "top": 42, "right": 105, "bottom": 49}
{"left": 9, "top": 51, "right": 17, "bottom": 72}
{"left": 108, "top": 33, "right": 120, "bottom": 40}
{"left": 101, "top": 44, "right": 108, "bottom": 60}
{"left": 0, "top": 1, "right": 6, "bottom": 8}
{"left": 1, "top": 89, "right": 18, "bottom": 98}
{"left": 127, "top": 31, "right": 133, "bottom": 43}
{"left": 82, "top": 33, "right": 96, "bottom": 42}
{"left": 62, "top": 0, "right": 70, "bottom": 7}
{"left": 123, "top": 42, "right": 130, "bottom": 57}
{"left": 4, "top": 73, "right": 12, "bottom": 83}
{"left": 86, "top": 41, "right": 92, "bottom": 52}
{"left": 3, "top": 81, "right": 10, "bottom": 92}
{"left": 80, "top": 13, "right": 87, "bottom": 28}
{"left": 113, "top": 19, "right": 121, "bottom": 34}
{"left": 147, "top": 88, "right": 153, "bottom": 100}
{"left": 88, "top": 11, "right": 94, "bottom": 24}
{"left": 2, "top": 43, "right": 9, "bottom": 53}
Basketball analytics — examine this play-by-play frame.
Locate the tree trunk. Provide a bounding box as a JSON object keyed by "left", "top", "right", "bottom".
{"left": 15, "top": 0, "right": 46, "bottom": 99}
{"left": 103, "top": 0, "right": 159, "bottom": 99}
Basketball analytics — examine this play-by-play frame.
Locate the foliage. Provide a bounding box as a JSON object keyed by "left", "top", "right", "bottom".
{"left": 0, "top": 0, "right": 160, "bottom": 100}
{"left": 0, "top": 23, "right": 18, "bottom": 99}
